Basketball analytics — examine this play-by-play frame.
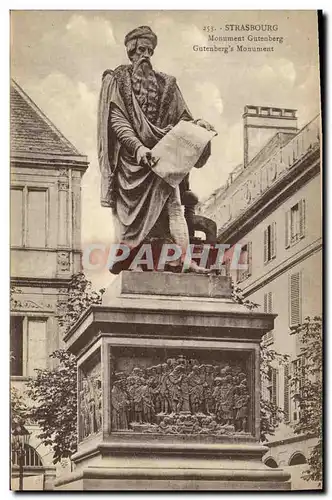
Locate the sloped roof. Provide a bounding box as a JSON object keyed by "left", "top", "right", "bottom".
{"left": 10, "top": 79, "right": 82, "bottom": 157}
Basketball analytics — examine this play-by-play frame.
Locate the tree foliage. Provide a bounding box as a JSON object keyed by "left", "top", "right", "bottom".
{"left": 260, "top": 346, "right": 289, "bottom": 442}
{"left": 26, "top": 349, "right": 77, "bottom": 463}
{"left": 57, "top": 272, "right": 105, "bottom": 337}
{"left": 10, "top": 287, "right": 29, "bottom": 428}
{"left": 231, "top": 283, "right": 260, "bottom": 310}
{"left": 25, "top": 273, "right": 104, "bottom": 464}
{"left": 11, "top": 386, "right": 29, "bottom": 427}
{"left": 290, "top": 316, "right": 323, "bottom": 486}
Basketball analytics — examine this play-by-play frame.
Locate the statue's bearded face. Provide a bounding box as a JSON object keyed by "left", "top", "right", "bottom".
{"left": 129, "top": 38, "right": 155, "bottom": 76}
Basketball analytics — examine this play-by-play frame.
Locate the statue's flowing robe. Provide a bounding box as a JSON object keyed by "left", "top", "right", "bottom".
{"left": 97, "top": 65, "right": 193, "bottom": 256}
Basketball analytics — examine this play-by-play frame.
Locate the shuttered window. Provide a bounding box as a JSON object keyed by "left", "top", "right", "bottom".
{"left": 285, "top": 211, "right": 291, "bottom": 248}
{"left": 271, "top": 368, "right": 278, "bottom": 407}
{"left": 290, "top": 203, "right": 300, "bottom": 243}
{"left": 284, "top": 364, "right": 290, "bottom": 422}
{"left": 264, "top": 222, "right": 277, "bottom": 264}
{"left": 237, "top": 241, "right": 252, "bottom": 282}
{"left": 264, "top": 291, "right": 273, "bottom": 313}
{"left": 263, "top": 292, "right": 274, "bottom": 343}
{"left": 264, "top": 227, "right": 268, "bottom": 263}
{"left": 285, "top": 199, "right": 306, "bottom": 248}
{"left": 299, "top": 199, "right": 306, "bottom": 239}
{"left": 289, "top": 272, "right": 301, "bottom": 327}
{"left": 268, "top": 367, "right": 278, "bottom": 425}
{"left": 271, "top": 222, "right": 277, "bottom": 259}
{"left": 266, "top": 366, "right": 278, "bottom": 409}
{"left": 290, "top": 356, "right": 306, "bottom": 422}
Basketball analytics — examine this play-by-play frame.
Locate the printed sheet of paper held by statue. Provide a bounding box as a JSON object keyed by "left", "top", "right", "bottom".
{"left": 152, "top": 120, "right": 217, "bottom": 188}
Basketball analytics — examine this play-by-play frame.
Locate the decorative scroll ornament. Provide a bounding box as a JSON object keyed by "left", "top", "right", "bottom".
{"left": 10, "top": 296, "right": 53, "bottom": 311}
{"left": 111, "top": 355, "right": 250, "bottom": 436}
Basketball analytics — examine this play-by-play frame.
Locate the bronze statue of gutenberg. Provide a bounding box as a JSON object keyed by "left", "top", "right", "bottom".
{"left": 98, "top": 26, "right": 214, "bottom": 273}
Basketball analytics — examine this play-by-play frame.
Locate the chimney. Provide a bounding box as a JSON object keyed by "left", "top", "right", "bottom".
{"left": 243, "top": 106, "right": 298, "bottom": 167}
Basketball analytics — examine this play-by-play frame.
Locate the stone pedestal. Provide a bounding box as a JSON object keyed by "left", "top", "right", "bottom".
{"left": 55, "top": 272, "right": 291, "bottom": 490}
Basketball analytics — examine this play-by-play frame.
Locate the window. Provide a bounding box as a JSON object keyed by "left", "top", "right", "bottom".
{"left": 10, "top": 316, "right": 24, "bottom": 376}
{"left": 12, "top": 444, "right": 43, "bottom": 467}
{"left": 237, "top": 242, "right": 252, "bottom": 282}
{"left": 265, "top": 366, "right": 278, "bottom": 424}
{"left": 262, "top": 292, "right": 274, "bottom": 344}
{"left": 27, "top": 189, "right": 47, "bottom": 247}
{"left": 26, "top": 319, "right": 47, "bottom": 376}
{"left": 262, "top": 330, "right": 274, "bottom": 345}
{"left": 264, "top": 291, "right": 273, "bottom": 313}
{"left": 289, "top": 271, "right": 302, "bottom": 327}
{"left": 284, "top": 364, "right": 290, "bottom": 423}
{"left": 285, "top": 199, "right": 305, "bottom": 248}
{"left": 10, "top": 189, "right": 24, "bottom": 246}
{"left": 264, "top": 222, "right": 276, "bottom": 263}
{"left": 270, "top": 367, "right": 278, "bottom": 407}
{"left": 290, "top": 356, "right": 306, "bottom": 422}
{"left": 10, "top": 186, "right": 48, "bottom": 248}
{"left": 10, "top": 315, "right": 48, "bottom": 377}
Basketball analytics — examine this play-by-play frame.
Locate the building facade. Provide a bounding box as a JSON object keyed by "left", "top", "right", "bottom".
{"left": 198, "top": 106, "right": 322, "bottom": 489}
{"left": 10, "top": 80, "right": 88, "bottom": 489}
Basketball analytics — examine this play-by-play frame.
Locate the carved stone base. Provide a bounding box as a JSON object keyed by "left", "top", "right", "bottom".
{"left": 55, "top": 440, "right": 290, "bottom": 491}
{"left": 56, "top": 271, "right": 290, "bottom": 491}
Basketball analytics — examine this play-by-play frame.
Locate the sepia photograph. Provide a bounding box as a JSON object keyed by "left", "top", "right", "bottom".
{"left": 9, "top": 9, "right": 322, "bottom": 491}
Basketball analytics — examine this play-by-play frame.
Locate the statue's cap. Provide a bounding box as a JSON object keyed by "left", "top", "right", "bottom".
{"left": 124, "top": 26, "right": 157, "bottom": 49}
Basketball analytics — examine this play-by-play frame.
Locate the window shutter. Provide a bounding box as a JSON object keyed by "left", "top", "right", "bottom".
{"left": 284, "top": 364, "right": 290, "bottom": 422}
{"left": 271, "top": 368, "right": 278, "bottom": 407}
{"left": 289, "top": 272, "right": 301, "bottom": 326}
{"left": 264, "top": 228, "right": 268, "bottom": 263}
{"left": 271, "top": 222, "right": 277, "bottom": 258}
{"left": 248, "top": 241, "right": 252, "bottom": 276}
{"left": 299, "top": 199, "right": 306, "bottom": 238}
{"left": 264, "top": 293, "right": 268, "bottom": 313}
{"left": 268, "top": 291, "right": 273, "bottom": 313}
{"left": 285, "top": 211, "right": 290, "bottom": 248}
{"left": 299, "top": 355, "right": 306, "bottom": 396}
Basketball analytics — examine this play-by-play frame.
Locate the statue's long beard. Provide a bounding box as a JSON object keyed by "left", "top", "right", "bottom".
{"left": 131, "top": 58, "right": 159, "bottom": 123}
{"left": 132, "top": 58, "right": 152, "bottom": 78}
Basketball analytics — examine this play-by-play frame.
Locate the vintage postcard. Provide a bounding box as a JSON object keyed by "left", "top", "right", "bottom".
{"left": 10, "top": 10, "right": 322, "bottom": 491}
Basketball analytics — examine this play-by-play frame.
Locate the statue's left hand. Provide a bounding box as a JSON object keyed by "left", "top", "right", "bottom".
{"left": 194, "top": 119, "right": 216, "bottom": 133}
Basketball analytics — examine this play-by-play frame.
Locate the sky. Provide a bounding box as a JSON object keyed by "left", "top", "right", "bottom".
{"left": 10, "top": 10, "right": 321, "bottom": 287}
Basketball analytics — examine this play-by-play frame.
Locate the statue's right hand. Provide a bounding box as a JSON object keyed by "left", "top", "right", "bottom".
{"left": 136, "top": 146, "right": 158, "bottom": 168}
